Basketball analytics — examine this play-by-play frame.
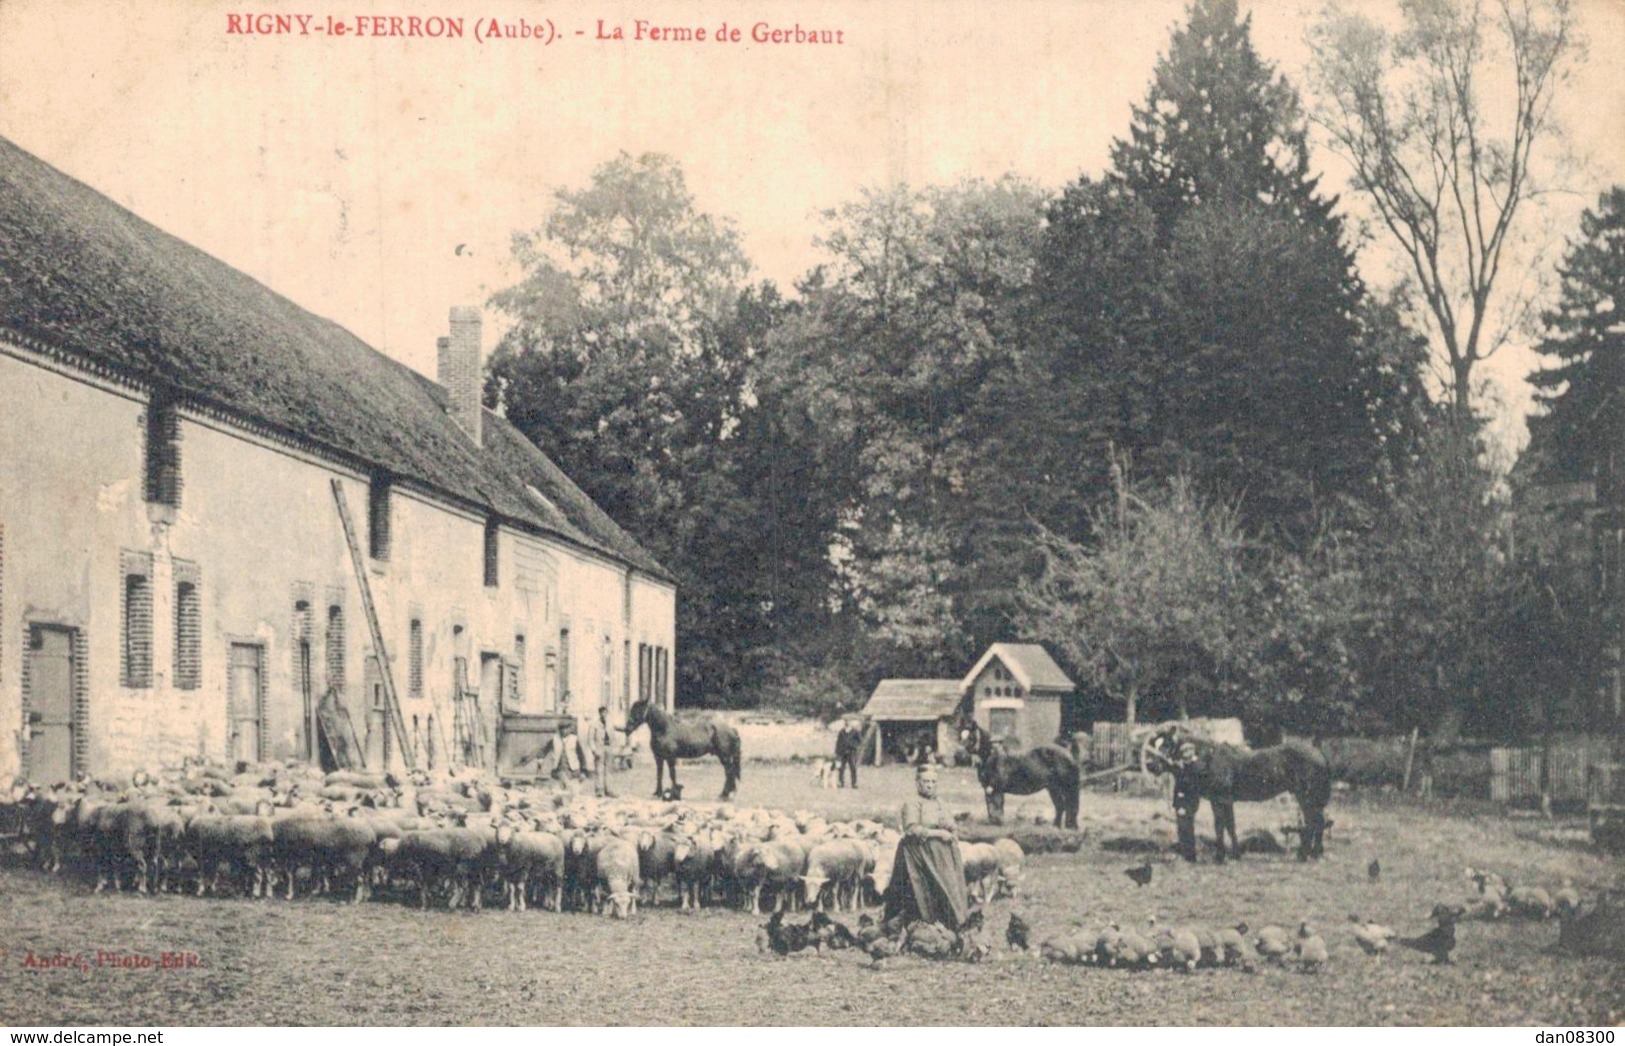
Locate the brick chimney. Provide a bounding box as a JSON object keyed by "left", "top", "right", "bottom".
{"left": 437, "top": 306, "right": 483, "bottom": 446}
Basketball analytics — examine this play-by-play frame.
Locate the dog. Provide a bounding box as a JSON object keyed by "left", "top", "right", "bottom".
{"left": 811, "top": 757, "right": 838, "bottom": 789}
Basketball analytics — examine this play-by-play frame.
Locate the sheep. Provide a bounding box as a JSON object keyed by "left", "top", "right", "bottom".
{"left": 958, "top": 841, "right": 1002, "bottom": 903}
{"left": 491, "top": 824, "right": 565, "bottom": 911}
{"left": 272, "top": 811, "right": 379, "bottom": 902}
{"left": 991, "top": 837, "right": 1026, "bottom": 898}
{"left": 635, "top": 829, "right": 681, "bottom": 906}
{"left": 1507, "top": 885, "right": 1555, "bottom": 920}
{"left": 395, "top": 826, "right": 495, "bottom": 909}
{"left": 184, "top": 809, "right": 276, "bottom": 897}
{"left": 801, "top": 839, "right": 866, "bottom": 912}
{"left": 595, "top": 838, "right": 642, "bottom": 918}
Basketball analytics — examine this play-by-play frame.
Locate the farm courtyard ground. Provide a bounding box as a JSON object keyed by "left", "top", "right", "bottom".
{"left": 0, "top": 760, "right": 1619, "bottom": 1027}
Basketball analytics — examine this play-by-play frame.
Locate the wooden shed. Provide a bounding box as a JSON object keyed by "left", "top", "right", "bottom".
{"left": 962, "top": 643, "right": 1077, "bottom": 751}
{"left": 860, "top": 679, "right": 962, "bottom": 765}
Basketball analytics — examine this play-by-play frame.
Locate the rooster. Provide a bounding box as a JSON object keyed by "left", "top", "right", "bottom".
{"left": 1125, "top": 862, "right": 1153, "bottom": 887}
{"left": 1006, "top": 912, "right": 1032, "bottom": 951}
{"left": 1396, "top": 904, "right": 1462, "bottom": 964}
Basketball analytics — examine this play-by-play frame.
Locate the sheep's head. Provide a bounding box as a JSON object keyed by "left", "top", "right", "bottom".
{"left": 802, "top": 875, "right": 828, "bottom": 905}
{"left": 607, "top": 890, "right": 635, "bottom": 919}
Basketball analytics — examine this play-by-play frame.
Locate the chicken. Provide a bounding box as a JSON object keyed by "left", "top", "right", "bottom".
{"left": 1396, "top": 904, "right": 1461, "bottom": 964}
{"left": 1553, "top": 881, "right": 1582, "bottom": 918}
{"left": 1348, "top": 913, "right": 1396, "bottom": 956}
{"left": 1254, "top": 924, "right": 1292, "bottom": 964}
{"left": 1164, "top": 927, "right": 1203, "bottom": 972}
{"left": 809, "top": 909, "right": 859, "bottom": 951}
{"left": 1368, "top": 858, "right": 1381, "bottom": 882}
{"left": 1006, "top": 912, "right": 1032, "bottom": 951}
{"left": 1295, "top": 921, "right": 1329, "bottom": 972}
{"left": 1125, "top": 862, "right": 1153, "bottom": 887}
{"left": 1508, "top": 885, "right": 1554, "bottom": 920}
{"left": 904, "top": 920, "right": 956, "bottom": 960}
{"left": 762, "top": 910, "right": 813, "bottom": 956}
{"left": 866, "top": 935, "right": 903, "bottom": 964}
{"left": 1215, "top": 922, "right": 1256, "bottom": 970}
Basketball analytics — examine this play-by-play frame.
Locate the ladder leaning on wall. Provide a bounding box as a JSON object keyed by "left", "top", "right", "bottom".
{"left": 329, "top": 478, "right": 415, "bottom": 771}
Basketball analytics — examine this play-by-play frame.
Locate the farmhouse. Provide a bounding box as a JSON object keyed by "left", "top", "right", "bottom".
{"left": 960, "top": 643, "right": 1077, "bottom": 751}
{"left": 0, "top": 136, "right": 676, "bottom": 784}
{"left": 861, "top": 642, "right": 1082, "bottom": 763}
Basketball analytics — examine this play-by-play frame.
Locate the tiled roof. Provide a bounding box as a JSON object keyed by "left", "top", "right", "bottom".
{"left": 0, "top": 135, "right": 669, "bottom": 581}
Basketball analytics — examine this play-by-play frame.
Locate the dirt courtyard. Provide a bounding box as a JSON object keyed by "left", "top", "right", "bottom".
{"left": 1, "top": 761, "right": 1619, "bottom": 1026}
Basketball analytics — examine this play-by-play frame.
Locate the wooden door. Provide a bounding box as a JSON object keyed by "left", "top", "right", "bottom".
{"left": 228, "top": 642, "right": 264, "bottom": 765}
{"left": 27, "top": 625, "right": 76, "bottom": 784}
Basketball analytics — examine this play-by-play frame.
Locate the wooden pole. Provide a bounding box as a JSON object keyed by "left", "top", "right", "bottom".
{"left": 1402, "top": 726, "right": 1419, "bottom": 793}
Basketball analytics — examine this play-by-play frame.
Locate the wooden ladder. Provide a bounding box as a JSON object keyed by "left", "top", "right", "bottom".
{"left": 330, "top": 479, "right": 415, "bottom": 770}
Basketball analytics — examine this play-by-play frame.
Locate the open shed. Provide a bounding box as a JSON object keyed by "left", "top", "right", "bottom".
{"left": 860, "top": 679, "right": 963, "bottom": 765}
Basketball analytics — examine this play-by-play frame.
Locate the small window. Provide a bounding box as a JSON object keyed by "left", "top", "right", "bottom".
{"left": 558, "top": 627, "right": 571, "bottom": 707}
{"left": 368, "top": 475, "right": 392, "bottom": 561}
{"left": 408, "top": 619, "right": 423, "bottom": 699}
{"left": 326, "top": 604, "right": 345, "bottom": 695}
{"left": 990, "top": 707, "right": 1019, "bottom": 739}
{"left": 143, "top": 389, "right": 182, "bottom": 507}
{"left": 174, "top": 571, "right": 201, "bottom": 691}
{"left": 122, "top": 564, "right": 153, "bottom": 689}
{"left": 483, "top": 519, "right": 500, "bottom": 588}
{"left": 514, "top": 633, "right": 527, "bottom": 704}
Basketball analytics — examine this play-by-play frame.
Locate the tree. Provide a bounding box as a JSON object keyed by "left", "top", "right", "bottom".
{"left": 1355, "top": 413, "right": 1518, "bottom": 735}
{"left": 1029, "top": 0, "right": 1413, "bottom": 543}
{"left": 487, "top": 153, "right": 758, "bottom": 705}
{"left": 1111, "top": 0, "right": 1340, "bottom": 233}
{"left": 758, "top": 178, "right": 1049, "bottom": 672}
{"left": 1014, "top": 466, "right": 1262, "bottom": 725}
{"left": 1309, "top": 0, "right": 1581, "bottom": 417}
{"left": 1527, "top": 187, "right": 1625, "bottom": 492}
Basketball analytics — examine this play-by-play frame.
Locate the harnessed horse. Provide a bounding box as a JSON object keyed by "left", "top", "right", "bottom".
{"left": 1141, "top": 725, "right": 1331, "bottom": 862}
{"left": 958, "top": 719, "right": 1081, "bottom": 829}
{"left": 621, "top": 699, "right": 743, "bottom": 800}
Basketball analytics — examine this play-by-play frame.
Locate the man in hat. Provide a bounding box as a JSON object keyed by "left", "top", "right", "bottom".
{"left": 584, "top": 705, "right": 612, "bottom": 797}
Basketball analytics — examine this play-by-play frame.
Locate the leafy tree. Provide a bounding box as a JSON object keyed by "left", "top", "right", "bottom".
{"left": 1355, "top": 413, "right": 1518, "bottom": 735}
{"left": 757, "top": 178, "right": 1049, "bottom": 672}
{"left": 1309, "top": 0, "right": 1581, "bottom": 417}
{"left": 1014, "top": 466, "right": 1262, "bottom": 725}
{"left": 487, "top": 153, "right": 758, "bottom": 705}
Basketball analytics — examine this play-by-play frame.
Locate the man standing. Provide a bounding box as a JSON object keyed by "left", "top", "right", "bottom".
{"left": 835, "top": 720, "right": 863, "bottom": 789}
{"left": 585, "top": 705, "right": 611, "bottom": 797}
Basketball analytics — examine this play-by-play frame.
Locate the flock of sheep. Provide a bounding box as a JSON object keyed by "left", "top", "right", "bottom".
{"left": 2, "top": 759, "right": 1027, "bottom": 920}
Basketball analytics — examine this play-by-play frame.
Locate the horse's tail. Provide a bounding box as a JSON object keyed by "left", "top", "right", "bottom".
{"left": 719, "top": 726, "right": 742, "bottom": 783}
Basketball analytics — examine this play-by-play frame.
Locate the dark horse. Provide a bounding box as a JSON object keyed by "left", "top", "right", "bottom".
{"left": 958, "top": 719, "right": 1080, "bottom": 829}
{"left": 621, "top": 699, "right": 742, "bottom": 800}
{"left": 1142, "top": 725, "right": 1331, "bottom": 863}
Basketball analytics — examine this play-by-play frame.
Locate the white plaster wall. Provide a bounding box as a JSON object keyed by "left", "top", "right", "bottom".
{"left": 0, "top": 347, "right": 678, "bottom": 780}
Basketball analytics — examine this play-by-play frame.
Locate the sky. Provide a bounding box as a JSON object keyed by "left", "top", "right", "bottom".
{"left": 1, "top": 0, "right": 1622, "bottom": 449}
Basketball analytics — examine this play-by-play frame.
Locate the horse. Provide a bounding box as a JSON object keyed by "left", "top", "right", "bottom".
{"left": 1141, "top": 724, "right": 1331, "bottom": 863}
{"left": 958, "top": 719, "right": 1080, "bottom": 829}
{"left": 620, "top": 699, "right": 742, "bottom": 800}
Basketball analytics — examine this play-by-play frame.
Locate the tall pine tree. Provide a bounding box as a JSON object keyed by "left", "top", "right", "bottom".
{"left": 1033, "top": 0, "right": 1416, "bottom": 542}
{"left": 1527, "top": 187, "right": 1625, "bottom": 498}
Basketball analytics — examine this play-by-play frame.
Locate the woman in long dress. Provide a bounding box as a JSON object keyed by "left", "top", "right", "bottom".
{"left": 883, "top": 763, "right": 970, "bottom": 929}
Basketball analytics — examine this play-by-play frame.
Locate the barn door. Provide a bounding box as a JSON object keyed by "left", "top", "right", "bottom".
{"left": 227, "top": 642, "right": 265, "bottom": 765}
{"left": 26, "top": 625, "right": 77, "bottom": 785}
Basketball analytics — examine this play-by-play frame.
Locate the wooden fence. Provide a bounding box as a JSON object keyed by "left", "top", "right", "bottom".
{"left": 1489, "top": 738, "right": 1625, "bottom": 806}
